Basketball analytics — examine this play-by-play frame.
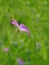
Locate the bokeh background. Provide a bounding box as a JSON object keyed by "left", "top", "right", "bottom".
{"left": 0, "top": 0, "right": 49, "bottom": 65}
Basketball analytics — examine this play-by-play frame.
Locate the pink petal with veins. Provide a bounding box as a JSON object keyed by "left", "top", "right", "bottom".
{"left": 11, "top": 20, "right": 19, "bottom": 27}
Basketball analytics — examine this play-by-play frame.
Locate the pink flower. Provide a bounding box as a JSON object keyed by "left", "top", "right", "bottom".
{"left": 3, "top": 48, "right": 9, "bottom": 52}
{"left": 17, "top": 58, "right": 24, "bottom": 65}
{"left": 11, "top": 20, "right": 19, "bottom": 27}
{"left": 11, "top": 20, "right": 30, "bottom": 35}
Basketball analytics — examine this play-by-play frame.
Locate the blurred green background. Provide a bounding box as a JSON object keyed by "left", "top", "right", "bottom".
{"left": 0, "top": 0, "right": 49, "bottom": 65}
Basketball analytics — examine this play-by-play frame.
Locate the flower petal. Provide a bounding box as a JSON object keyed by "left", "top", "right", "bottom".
{"left": 17, "top": 58, "right": 24, "bottom": 65}
{"left": 11, "top": 20, "right": 19, "bottom": 27}
{"left": 3, "top": 48, "right": 9, "bottom": 52}
{"left": 20, "top": 24, "right": 30, "bottom": 35}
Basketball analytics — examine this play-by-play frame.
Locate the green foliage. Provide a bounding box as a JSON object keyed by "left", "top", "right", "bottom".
{"left": 0, "top": 0, "right": 49, "bottom": 65}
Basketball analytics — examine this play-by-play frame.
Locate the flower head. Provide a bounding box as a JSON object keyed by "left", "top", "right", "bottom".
{"left": 19, "top": 24, "right": 30, "bottom": 35}
{"left": 11, "top": 20, "right": 19, "bottom": 27}
{"left": 17, "top": 58, "right": 24, "bottom": 65}
{"left": 3, "top": 48, "right": 9, "bottom": 52}
{"left": 11, "top": 20, "right": 30, "bottom": 35}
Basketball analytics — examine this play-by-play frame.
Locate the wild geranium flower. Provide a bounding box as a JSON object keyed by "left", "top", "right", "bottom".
{"left": 11, "top": 20, "right": 30, "bottom": 35}
{"left": 17, "top": 58, "right": 24, "bottom": 65}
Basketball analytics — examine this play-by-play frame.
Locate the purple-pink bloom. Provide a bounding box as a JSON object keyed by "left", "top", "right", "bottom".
{"left": 19, "top": 24, "right": 30, "bottom": 35}
{"left": 11, "top": 20, "right": 30, "bottom": 35}
{"left": 17, "top": 58, "right": 24, "bottom": 65}
{"left": 3, "top": 48, "right": 9, "bottom": 52}
{"left": 20, "top": 24, "right": 29, "bottom": 32}
{"left": 11, "top": 20, "right": 19, "bottom": 27}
